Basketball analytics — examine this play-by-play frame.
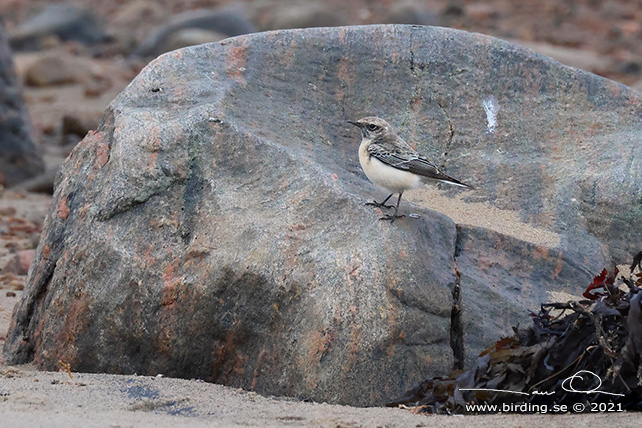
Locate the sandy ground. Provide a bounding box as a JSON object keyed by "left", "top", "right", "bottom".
{"left": 1, "top": 365, "right": 640, "bottom": 427}
{"left": 2, "top": 365, "right": 641, "bottom": 428}
{"left": 1, "top": 190, "right": 640, "bottom": 427}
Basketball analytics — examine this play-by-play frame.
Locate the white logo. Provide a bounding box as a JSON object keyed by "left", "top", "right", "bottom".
{"left": 460, "top": 370, "right": 624, "bottom": 397}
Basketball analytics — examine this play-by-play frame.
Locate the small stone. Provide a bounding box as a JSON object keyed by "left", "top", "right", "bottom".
{"left": 24, "top": 54, "right": 84, "bottom": 87}
{"left": 0, "top": 207, "right": 17, "bottom": 216}
{"left": 465, "top": 3, "right": 498, "bottom": 21}
{"left": 113, "top": 0, "right": 169, "bottom": 28}
{"left": 10, "top": 280, "right": 25, "bottom": 291}
{"left": 18, "top": 250, "right": 35, "bottom": 273}
{"left": 83, "top": 75, "right": 113, "bottom": 98}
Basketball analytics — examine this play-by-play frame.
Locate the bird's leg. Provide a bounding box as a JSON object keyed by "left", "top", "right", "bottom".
{"left": 365, "top": 193, "right": 394, "bottom": 209}
{"left": 380, "top": 192, "right": 405, "bottom": 222}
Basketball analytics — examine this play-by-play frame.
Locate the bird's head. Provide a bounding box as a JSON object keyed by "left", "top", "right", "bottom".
{"left": 348, "top": 117, "right": 392, "bottom": 139}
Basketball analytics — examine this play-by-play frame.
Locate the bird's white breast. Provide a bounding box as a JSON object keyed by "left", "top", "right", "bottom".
{"left": 359, "top": 140, "right": 422, "bottom": 194}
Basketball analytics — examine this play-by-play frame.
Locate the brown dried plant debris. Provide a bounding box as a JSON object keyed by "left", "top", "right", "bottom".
{"left": 389, "top": 253, "right": 642, "bottom": 414}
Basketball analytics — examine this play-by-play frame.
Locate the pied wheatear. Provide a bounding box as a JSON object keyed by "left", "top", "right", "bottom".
{"left": 348, "top": 116, "right": 474, "bottom": 222}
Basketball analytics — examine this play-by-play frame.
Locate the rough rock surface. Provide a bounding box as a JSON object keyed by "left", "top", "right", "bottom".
{"left": 4, "top": 25, "right": 642, "bottom": 405}
{"left": 454, "top": 225, "right": 603, "bottom": 366}
{"left": 0, "top": 25, "right": 43, "bottom": 186}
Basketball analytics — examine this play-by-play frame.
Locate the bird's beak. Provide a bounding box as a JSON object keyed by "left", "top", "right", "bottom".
{"left": 347, "top": 120, "right": 360, "bottom": 128}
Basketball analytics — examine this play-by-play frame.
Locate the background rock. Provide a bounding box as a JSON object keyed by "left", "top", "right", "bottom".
{"left": 165, "top": 28, "right": 228, "bottom": 53}
{"left": 381, "top": 1, "right": 440, "bottom": 26}
{"left": 24, "top": 54, "right": 87, "bottom": 87}
{"left": 0, "top": 24, "right": 44, "bottom": 186}
{"left": 259, "top": 3, "right": 348, "bottom": 31}
{"left": 463, "top": 3, "right": 499, "bottom": 22}
{"left": 112, "top": 0, "right": 170, "bottom": 29}
{"left": 8, "top": 3, "right": 107, "bottom": 51}
{"left": 61, "top": 109, "right": 103, "bottom": 138}
{"left": 3, "top": 249, "right": 35, "bottom": 276}
{"left": 11, "top": 49, "right": 137, "bottom": 185}
{"left": 135, "top": 8, "right": 256, "bottom": 58}
{"left": 23, "top": 52, "right": 111, "bottom": 89}
{"left": 515, "top": 40, "right": 614, "bottom": 75}
{"left": 11, "top": 167, "right": 59, "bottom": 194}
{"left": 4, "top": 25, "right": 642, "bottom": 406}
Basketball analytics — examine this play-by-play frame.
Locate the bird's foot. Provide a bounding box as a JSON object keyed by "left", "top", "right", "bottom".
{"left": 365, "top": 201, "right": 394, "bottom": 209}
{"left": 379, "top": 214, "right": 405, "bottom": 223}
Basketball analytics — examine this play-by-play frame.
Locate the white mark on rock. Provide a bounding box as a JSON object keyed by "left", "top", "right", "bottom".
{"left": 482, "top": 95, "right": 500, "bottom": 133}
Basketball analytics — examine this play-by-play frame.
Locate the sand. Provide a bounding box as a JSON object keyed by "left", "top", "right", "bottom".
{"left": 406, "top": 187, "right": 562, "bottom": 249}
{"left": 1, "top": 364, "right": 639, "bottom": 427}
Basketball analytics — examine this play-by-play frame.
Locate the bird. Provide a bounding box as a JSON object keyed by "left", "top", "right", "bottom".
{"left": 348, "top": 116, "right": 474, "bottom": 222}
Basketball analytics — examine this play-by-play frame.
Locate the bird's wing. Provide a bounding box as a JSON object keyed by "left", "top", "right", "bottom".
{"left": 368, "top": 142, "right": 473, "bottom": 188}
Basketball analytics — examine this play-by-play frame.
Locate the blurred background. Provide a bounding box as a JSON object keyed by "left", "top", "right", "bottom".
{"left": 2, "top": 0, "right": 642, "bottom": 192}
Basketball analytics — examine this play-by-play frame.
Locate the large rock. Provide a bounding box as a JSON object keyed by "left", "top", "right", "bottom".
{"left": 0, "top": 24, "right": 44, "bottom": 186}
{"left": 4, "top": 25, "right": 641, "bottom": 405}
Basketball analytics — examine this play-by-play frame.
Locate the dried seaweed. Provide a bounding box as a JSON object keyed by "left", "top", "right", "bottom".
{"left": 388, "top": 256, "right": 642, "bottom": 413}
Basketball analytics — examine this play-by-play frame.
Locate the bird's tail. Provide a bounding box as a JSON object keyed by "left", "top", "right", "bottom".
{"left": 425, "top": 175, "right": 475, "bottom": 190}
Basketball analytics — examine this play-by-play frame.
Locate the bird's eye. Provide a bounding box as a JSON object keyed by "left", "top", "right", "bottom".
{"left": 368, "top": 124, "right": 378, "bottom": 131}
